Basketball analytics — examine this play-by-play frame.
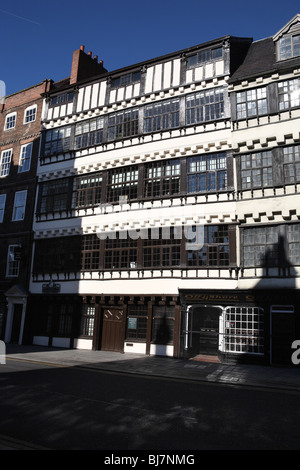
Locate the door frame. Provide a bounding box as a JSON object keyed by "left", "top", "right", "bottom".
{"left": 184, "top": 304, "right": 222, "bottom": 356}
{"left": 4, "top": 285, "right": 28, "bottom": 345}
{"left": 99, "top": 306, "right": 126, "bottom": 352}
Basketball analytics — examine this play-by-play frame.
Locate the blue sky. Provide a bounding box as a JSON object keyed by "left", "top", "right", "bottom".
{"left": 1, "top": 0, "right": 299, "bottom": 96}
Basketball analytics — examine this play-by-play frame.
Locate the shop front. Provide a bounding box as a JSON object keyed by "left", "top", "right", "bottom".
{"left": 179, "top": 288, "right": 300, "bottom": 365}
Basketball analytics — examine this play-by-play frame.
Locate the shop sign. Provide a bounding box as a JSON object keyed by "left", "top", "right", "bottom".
{"left": 180, "top": 291, "right": 255, "bottom": 304}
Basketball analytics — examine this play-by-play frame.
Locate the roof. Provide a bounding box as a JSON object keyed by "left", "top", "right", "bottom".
{"left": 230, "top": 16, "right": 300, "bottom": 83}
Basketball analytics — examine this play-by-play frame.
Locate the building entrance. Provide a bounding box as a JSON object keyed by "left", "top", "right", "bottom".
{"left": 188, "top": 306, "right": 220, "bottom": 356}
{"left": 101, "top": 308, "right": 125, "bottom": 352}
{"left": 11, "top": 304, "right": 23, "bottom": 343}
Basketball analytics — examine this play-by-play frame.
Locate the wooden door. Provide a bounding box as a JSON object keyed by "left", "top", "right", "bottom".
{"left": 11, "top": 304, "right": 23, "bottom": 343}
{"left": 101, "top": 308, "right": 124, "bottom": 352}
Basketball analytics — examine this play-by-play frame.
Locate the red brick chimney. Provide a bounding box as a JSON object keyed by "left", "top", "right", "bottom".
{"left": 70, "top": 45, "right": 107, "bottom": 85}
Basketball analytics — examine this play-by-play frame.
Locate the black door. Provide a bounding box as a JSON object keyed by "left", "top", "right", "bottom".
{"left": 11, "top": 304, "right": 23, "bottom": 343}
{"left": 190, "top": 306, "right": 220, "bottom": 356}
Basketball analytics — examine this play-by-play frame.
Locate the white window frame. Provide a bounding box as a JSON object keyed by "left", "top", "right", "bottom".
{"left": 0, "top": 149, "right": 12, "bottom": 177}
{"left": 24, "top": 105, "right": 37, "bottom": 124}
{"left": 6, "top": 245, "right": 21, "bottom": 277}
{"left": 278, "top": 35, "right": 300, "bottom": 61}
{"left": 223, "top": 306, "right": 264, "bottom": 355}
{"left": 12, "top": 190, "right": 27, "bottom": 221}
{"left": 18, "top": 142, "right": 32, "bottom": 173}
{"left": 5, "top": 112, "right": 16, "bottom": 130}
{"left": 0, "top": 194, "right": 6, "bottom": 222}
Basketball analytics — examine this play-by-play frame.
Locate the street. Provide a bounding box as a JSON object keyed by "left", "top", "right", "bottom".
{"left": 0, "top": 357, "right": 299, "bottom": 450}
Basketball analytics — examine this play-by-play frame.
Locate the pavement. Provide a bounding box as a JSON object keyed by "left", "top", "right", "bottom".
{"left": 1, "top": 344, "right": 300, "bottom": 450}
{"left": 3, "top": 343, "right": 300, "bottom": 391}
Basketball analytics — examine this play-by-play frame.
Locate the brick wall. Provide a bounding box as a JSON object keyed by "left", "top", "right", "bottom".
{"left": 0, "top": 80, "right": 51, "bottom": 284}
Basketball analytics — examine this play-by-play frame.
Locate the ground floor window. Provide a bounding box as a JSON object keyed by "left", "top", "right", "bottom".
{"left": 126, "top": 305, "right": 148, "bottom": 340}
{"left": 224, "top": 306, "right": 264, "bottom": 354}
{"left": 152, "top": 306, "right": 175, "bottom": 344}
{"left": 80, "top": 304, "right": 95, "bottom": 337}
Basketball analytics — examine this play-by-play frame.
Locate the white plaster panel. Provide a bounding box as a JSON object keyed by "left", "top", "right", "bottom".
{"left": 91, "top": 83, "right": 99, "bottom": 108}
{"left": 186, "top": 69, "right": 193, "bottom": 83}
{"left": 47, "top": 108, "right": 53, "bottom": 120}
{"left": 172, "top": 59, "right": 181, "bottom": 86}
{"left": 153, "top": 63, "right": 162, "bottom": 91}
{"left": 163, "top": 61, "right": 172, "bottom": 89}
{"left": 53, "top": 107, "right": 59, "bottom": 118}
{"left": 205, "top": 63, "right": 213, "bottom": 79}
{"left": 60, "top": 104, "right": 66, "bottom": 117}
{"left": 124, "top": 342, "right": 146, "bottom": 354}
{"left": 117, "top": 87, "right": 125, "bottom": 101}
{"left": 83, "top": 85, "right": 91, "bottom": 110}
{"left": 215, "top": 60, "right": 224, "bottom": 76}
{"left": 98, "top": 81, "right": 107, "bottom": 106}
{"left": 195, "top": 67, "right": 203, "bottom": 81}
{"left": 76, "top": 88, "right": 84, "bottom": 112}
{"left": 145, "top": 66, "right": 154, "bottom": 93}
{"left": 125, "top": 85, "right": 133, "bottom": 100}
{"left": 109, "top": 89, "right": 117, "bottom": 103}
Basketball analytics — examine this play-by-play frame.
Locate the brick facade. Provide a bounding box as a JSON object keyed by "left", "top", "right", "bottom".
{"left": 0, "top": 80, "right": 52, "bottom": 340}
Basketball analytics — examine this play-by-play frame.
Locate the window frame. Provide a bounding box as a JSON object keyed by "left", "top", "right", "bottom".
{"left": 236, "top": 87, "right": 268, "bottom": 120}
{"left": 283, "top": 145, "right": 300, "bottom": 184}
{"left": 111, "top": 71, "right": 141, "bottom": 88}
{"left": 12, "top": 190, "right": 27, "bottom": 221}
{"left": 278, "top": 34, "right": 300, "bottom": 61}
{"left": 144, "top": 158, "right": 181, "bottom": 199}
{"left": 81, "top": 234, "right": 101, "bottom": 271}
{"left": 33, "top": 236, "right": 82, "bottom": 274}
{"left": 152, "top": 305, "right": 175, "bottom": 345}
{"left": 242, "top": 224, "right": 300, "bottom": 268}
{"left": 107, "top": 108, "right": 139, "bottom": 141}
{"left": 24, "top": 105, "right": 37, "bottom": 124}
{"left": 104, "top": 234, "right": 138, "bottom": 270}
{"left": 73, "top": 172, "right": 103, "bottom": 209}
{"left": 278, "top": 78, "right": 300, "bottom": 111}
{"left": 0, "top": 149, "right": 12, "bottom": 177}
{"left": 18, "top": 142, "right": 32, "bottom": 173}
{"left": 144, "top": 97, "right": 180, "bottom": 133}
{"left": 224, "top": 306, "right": 264, "bottom": 355}
{"left": 43, "top": 126, "right": 72, "bottom": 156}
{"left": 187, "top": 152, "right": 227, "bottom": 193}
{"left": 6, "top": 244, "right": 21, "bottom": 277}
{"left": 186, "top": 88, "right": 225, "bottom": 125}
{"left": 49, "top": 92, "right": 74, "bottom": 107}
{"left": 5, "top": 112, "right": 16, "bottom": 130}
{"left": 39, "top": 178, "right": 70, "bottom": 214}
{"left": 0, "top": 194, "right": 6, "bottom": 222}
{"left": 240, "top": 151, "right": 273, "bottom": 190}
{"left": 80, "top": 304, "right": 96, "bottom": 337}
{"left": 186, "top": 225, "right": 230, "bottom": 267}
{"left": 74, "top": 117, "right": 104, "bottom": 150}
{"left": 107, "top": 165, "right": 139, "bottom": 203}
{"left": 186, "top": 47, "right": 223, "bottom": 68}
{"left": 126, "top": 304, "right": 148, "bottom": 341}
{"left": 143, "top": 227, "right": 182, "bottom": 268}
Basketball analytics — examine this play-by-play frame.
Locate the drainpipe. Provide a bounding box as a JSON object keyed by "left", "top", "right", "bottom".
{"left": 184, "top": 305, "right": 192, "bottom": 349}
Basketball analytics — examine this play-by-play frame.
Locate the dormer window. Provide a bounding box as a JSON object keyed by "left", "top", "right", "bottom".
{"left": 274, "top": 14, "right": 300, "bottom": 61}
{"left": 279, "top": 34, "right": 300, "bottom": 60}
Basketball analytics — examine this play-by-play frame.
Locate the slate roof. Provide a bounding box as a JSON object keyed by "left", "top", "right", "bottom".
{"left": 229, "top": 36, "right": 300, "bottom": 83}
